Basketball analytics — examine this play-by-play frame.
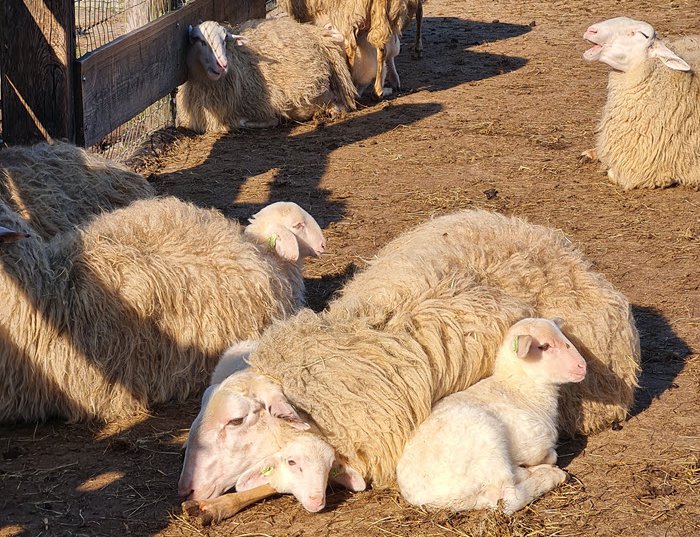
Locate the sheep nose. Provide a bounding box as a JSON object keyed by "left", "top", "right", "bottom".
{"left": 179, "top": 486, "right": 194, "bottom": 498}
{"left": 587, "top": 26, "right": 597, "bottom": 34}
{"left": 306, "top": 495, "right": 325, "bottom": 512}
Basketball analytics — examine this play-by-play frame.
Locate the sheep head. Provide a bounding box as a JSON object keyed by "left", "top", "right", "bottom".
{"left": 178, "top": 370, "right": 310, "bottom": 501}
{"left": 583, "top": 17, "right": 690, "bottom": 72}
{"left": 188, "top": 21, "right": 248, "bottom": 81}
{"left": 245, "top": 202, "right": 326, "bottom": 263}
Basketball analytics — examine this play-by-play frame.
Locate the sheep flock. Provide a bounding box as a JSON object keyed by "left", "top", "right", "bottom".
{"left": 1, "top": 1, "right": 698, "bottom": 536}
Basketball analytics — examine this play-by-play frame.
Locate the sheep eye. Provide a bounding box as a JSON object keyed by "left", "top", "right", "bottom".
{"left": 538, "top": 343, "right": 550, "bottom": 351}
{"left": 639, "top": 31, "right": 649, "bottom": 38}
{"left": 292, "top": 222, "right": 304, "bottom": 230}
{"left": 287, "top": 459, "right": 296, "bottom": 466}
{"left": 227, "top": 417, "right": 245, "bottom": 427}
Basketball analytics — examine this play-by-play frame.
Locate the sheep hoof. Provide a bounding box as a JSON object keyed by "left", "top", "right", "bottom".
{"left": 182, "top": 500, "right": 215, "bottom": 526}
{"left": 382, "top": 88, "right": 394, "bottom": 98}
{"left": 412, "top": 49, "right": 423, "bottom": 60}
{"left": 579, "top": 148, "right": 598, "bottom": 163}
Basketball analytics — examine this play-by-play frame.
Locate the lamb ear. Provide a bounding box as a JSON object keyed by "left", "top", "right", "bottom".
{"left": 513, "top": 335, "right": 533, "bottom": 359}
{"left": 330, "top": 463, "right": 366, "bottom": 492}
{"left": 265, "top": 223, "right": 300, "bottom": 263}
{"left": 266, "top": 392, "right": 310, "bottom": 430}
{"left": 650, "top": 41, "right": 691, "bottom": 71}
{"left": 236, "top": 458, "right": 276, "bottom": 491}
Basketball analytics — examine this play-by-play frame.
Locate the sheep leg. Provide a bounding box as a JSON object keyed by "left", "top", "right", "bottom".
{"left": 412, "top": 0, "right": 423, "bottom": 60}
{"left": 182, "top": 484, "right": 278, "bottom": 526}
{"left": 239, "top": 118, "right": 280, "bottom": 129}
{"left": 374, "top": 46, "right": 387, "bottom": 100}
{"left": 502, "top": 465, "right": 567, "bottom": 515}
{"left": 386, "top": 50, "right": 401, "bottom": 93}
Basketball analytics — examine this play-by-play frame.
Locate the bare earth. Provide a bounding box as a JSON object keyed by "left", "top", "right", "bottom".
{"left": 1, "top": 0, "right": 699, "bottom": 535}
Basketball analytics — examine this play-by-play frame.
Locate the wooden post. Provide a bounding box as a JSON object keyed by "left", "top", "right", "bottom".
{"left": 0, "top": 0, "right": 76, "bottom": 144}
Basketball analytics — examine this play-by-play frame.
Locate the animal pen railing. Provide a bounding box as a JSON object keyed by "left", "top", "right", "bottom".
{"left": 0, "top": 0, "right": 267, "bottom": 159}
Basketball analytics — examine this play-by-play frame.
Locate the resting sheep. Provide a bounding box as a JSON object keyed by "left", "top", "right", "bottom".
{"left": 177, "top": 18, "right": 357, "bottom": 134}
{"left": 179, "top": 209, "right": 639, "bottom": 496}
{"left": 0, "top": 141, "right": 155, "bottom": 239}
{"left": 0, "top": 198, "right": 325, "bottom": 423}
{"left": 583, "top": 16, "right": 700, "bottom": 189}
{"left": 396, "top": 317, "right": 585, "bottom": 513}
{"left": 278, "top": 0, "right": 422, "bottom": 98}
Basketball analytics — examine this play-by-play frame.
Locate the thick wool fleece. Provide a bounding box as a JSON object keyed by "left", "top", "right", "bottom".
{"left": 0, "top": 197, "right": 304, "bottom": 423}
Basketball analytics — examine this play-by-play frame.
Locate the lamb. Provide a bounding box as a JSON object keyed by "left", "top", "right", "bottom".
{"left": 277, "top": 0, "right": 423, "bottom": 98}
{"left": 0, "top": 198, "right": 325, "bottom": 423}
{"left": 0, "top": 141, "right": 155, "bottom": 239}
{"left": 582, "top": 16, "right": 700, "bottom": 189}
{"left": 177, "top": 18, "right": 357, "bottom": 134}
{"left": 396, "top": 317, "right": 586, "bottom": 514}
{"left": 179, "top": 209, "right": 639, "bottom": 495}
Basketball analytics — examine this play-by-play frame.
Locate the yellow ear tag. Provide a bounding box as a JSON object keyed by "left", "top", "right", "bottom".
{"left": 267, "top": 233, "right": 277, "bottom": 250}
{"left": 512, "top": 336, "right": 519, "bottom": 354}
{"left": 260, "top": 466, "right": 273, "bottom": 476}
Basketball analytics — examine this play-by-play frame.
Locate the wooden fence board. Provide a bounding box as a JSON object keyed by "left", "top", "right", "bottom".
{"left": 75, "top": 0, "right": 265, "bottom": 147}
{"left": 1, "top": 0, "right": 75, "bottom": 144}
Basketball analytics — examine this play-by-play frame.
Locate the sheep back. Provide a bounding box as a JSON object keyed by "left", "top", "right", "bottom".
{"left": 0, "top": 142, "right": 155, "bottom": 239}
{"left": 0, "top": 197, "right": 302, "bottom": 422}
{"left": 597, "top": 36, "right": 700, "bottom": 189}
{"left": 331, "top": 210, "right": 641, "bottom": 436}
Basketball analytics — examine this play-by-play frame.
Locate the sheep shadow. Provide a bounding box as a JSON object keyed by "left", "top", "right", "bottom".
{"left": 150, "top": 101, "right": 443, "bottom": 227}
{"left": 628, "top": 304, "right": 691, "bottom": 417}
{"left": 396, "top": 16, "right": 531, "bottom": 93}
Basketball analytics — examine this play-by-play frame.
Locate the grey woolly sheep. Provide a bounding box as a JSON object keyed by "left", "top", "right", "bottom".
{"left": 0, "top": 197, "right": 325, "bottom": 423}
{"left": 583, "top": 17, "right": 700, "bottom": 189}
{"left": 278, "top": 0, "right": 423, "bottom": 98}
{"left": 0, "top": 141, "right": 155, "bottom": 239}
{"left": 184, "top": 209, "right": 638, "bottom": 492}
{"left": 177, "top": 18, "right": 356, "bottom": 134}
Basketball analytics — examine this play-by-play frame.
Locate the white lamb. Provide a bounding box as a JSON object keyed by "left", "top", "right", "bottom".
{"left": 396, "top": 317, "right": 586, "bottom": 514}
{"left": 582, "top": 16, "right": 700, "bottom": 189}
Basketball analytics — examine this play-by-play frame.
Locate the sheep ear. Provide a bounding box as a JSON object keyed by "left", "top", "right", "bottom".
{"left": 236, "top": 458, "right": 276, "bottom": 491}
{"left": 266, "top": 392, "right": 310, "bottom": 430}
{"left": 650, "top": 41, "right": 691, "bottom": 71}
{"left": 551, "top": 317, "right": 565, "bottom": 328}
{"left": 225, "top": 32, "right": 248, "bottom": 46}
{"left": 330, "top": 463, "right": 366, "bottom": 492}
{"left": 0, "top": 226, "right": 29, "bottom": 243}
{"left": 266, "top": 223, "right": 300, "bottom": 263}
{"left": 513, "top": 335, "right": 533, "bottom": 359}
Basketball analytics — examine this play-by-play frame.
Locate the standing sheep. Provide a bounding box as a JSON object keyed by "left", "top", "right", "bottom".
{"left": 0, "top": 198, "right": 325, "bottom": 423}
{"left": 278, "top": 0, "right": 423, "bottom": 98}
{"left": 0, "top": 141, "right": 155, "bottom": 239}
{"left": 396, "top": 318, "right": 585, "bottom": 513}
{"left": 177, "top": 18, "right": 357, "bottom": 134}
{"left": 180, "top": 209, "right": 639, "bottom": 494}
{"left": 583, "top": 16, "right": 700, "bottom": 189}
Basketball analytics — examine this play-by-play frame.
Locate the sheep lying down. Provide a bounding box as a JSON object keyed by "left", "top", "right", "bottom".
{"left": 181, "top": 317, "right": 586, "bottom": 521}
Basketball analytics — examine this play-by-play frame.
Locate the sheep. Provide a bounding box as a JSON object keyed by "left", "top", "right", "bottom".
{"left": 329, "top": 209, "right": 640, "bottom": 438}
{"left": 177, "top": 18, "right": 357, "bottom": 134}
{"left": 181, "top": 386, "right": 365, "bottom": 523}
{"left": 0, "top": 141, "right": 155, "bottom": 240}
{"left": 178, "top": 208, "right": 638, "bottom": 493}
{"left": 277, "top": 0, "right": 422, "bottom": 98}
{"left": 396, "top": 317, "right": 586, "bottom": 513}
{"left": 582, "top": 16, "right": 700, "bottom": 189}
{"left": 0, "top": 198, "right": 325, "bottom": 423}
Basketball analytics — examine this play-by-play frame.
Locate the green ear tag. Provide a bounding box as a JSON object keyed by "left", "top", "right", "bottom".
{"left": 512, "top": 336, "right": 519, "bottom": 354}
{"left": 329, "top": 467, "right": 342, "bottom": 478}
{"left": 261, "top": 465, "right": 273, "bottom": 476}
{"left": 267, "top": 233, "right": 278, "bottom": 250}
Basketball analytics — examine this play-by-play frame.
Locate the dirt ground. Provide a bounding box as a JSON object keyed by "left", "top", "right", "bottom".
{"left": 2, "top": 0, "right": 699, "bottom": 535}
